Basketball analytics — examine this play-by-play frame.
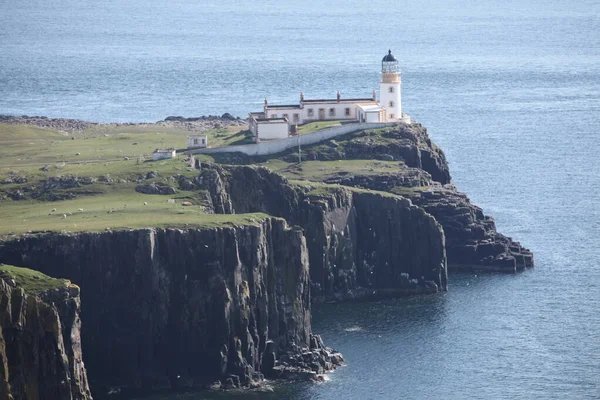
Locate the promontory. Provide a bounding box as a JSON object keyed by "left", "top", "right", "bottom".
{"left": 0, "top": 115, "right": 533, "bottom": 398}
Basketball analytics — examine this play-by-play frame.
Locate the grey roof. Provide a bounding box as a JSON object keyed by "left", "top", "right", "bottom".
{"left": 382, "top": 49, "right": 397, "bottom": 62}
{"left": 302, "top": 98, "right": 374, "bottom": 103}
{"left": 267, "top": 104, "right": 302, "bottom": 109}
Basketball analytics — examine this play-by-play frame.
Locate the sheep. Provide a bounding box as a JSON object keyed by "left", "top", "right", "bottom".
{"left": 63, "top": 214, "right": 67, "bottom": 219}
{"left": 144, "top": 202, "right": 148, "bottom": 205}
{"left": 51, "top": 208, "right": 57, "bottom": 212}
{"left": 78, "top": 208, "right": 84, "bottom": 212}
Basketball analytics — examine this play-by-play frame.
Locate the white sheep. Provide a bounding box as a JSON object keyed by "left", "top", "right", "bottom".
{"left": 78, "top": 208, "right": 84, "bottom": 212}
{"left": 51, "top": 208, "right": 57, "bottom": 212}
{"left": 63, "top": 214, "right": 67, "bottom": 219}
{"left": 144, "top": 202, "right": 148, "bottom": 205}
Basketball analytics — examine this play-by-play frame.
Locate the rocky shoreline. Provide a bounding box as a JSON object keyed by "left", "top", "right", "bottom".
{"left": 0, "top": 114, "right": 246, "bottom": 134}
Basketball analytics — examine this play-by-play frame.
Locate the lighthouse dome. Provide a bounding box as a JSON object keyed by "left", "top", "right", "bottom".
{"left": 382, "top": 50, "right": 397, "bottom": 62}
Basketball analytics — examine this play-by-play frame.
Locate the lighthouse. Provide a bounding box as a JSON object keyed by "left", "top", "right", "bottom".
{"left": 380, "top": 50, "right": 402, "bottom": 121}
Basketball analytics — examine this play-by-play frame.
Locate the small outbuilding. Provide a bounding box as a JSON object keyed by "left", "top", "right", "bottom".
{"left": 152, "top": 148, "right": 176, "bottom": 161}
{"left": 248, "top": 114, "right": 290, "bottom": 143}
{"left": 188, "top": 135, "right": 208, "bottom": 149}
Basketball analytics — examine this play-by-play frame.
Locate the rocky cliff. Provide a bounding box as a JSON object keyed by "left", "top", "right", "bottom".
{"left": 0, "top": 220, "right": 343, "bottom": 395}
{"left": 196, "top": 163, "right": 448, "bottom": 299}
{"left": 0, "top": 265, "right": 92, "bottom": 400}
{"left": 213, "top": 122, "right": 532, "bottom": 273}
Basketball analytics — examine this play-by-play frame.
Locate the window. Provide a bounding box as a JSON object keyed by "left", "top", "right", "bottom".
{"left": 201, "top": 138, "right": 205, "bottom": 144}
{"left": 283, "top": 114, "right": 288, "bottom": 119}
{"left": 388, "top": 101, "right": 394, "bottom": 107}
{"left": 272, "top": 114, "right": 277, "bottom": 118}
{"left": 308, "top": 108, "right": 314, "bottom": 117}
{"left": 193, "top": 139, "right": 198, "bottom": 145}
{"left": 345, "top": 108, "right": 350, "bottom": 116}
{"left": 329, "top": 108, "right": 336, "bottom": 117}
{"left": 389, "top": 114, "right": 395, "bottom": 119}
{"left": 293, "top": 113, "right": 299, "bottom": 123}
{"left": 388, "top": 86, "right": 395, "bottom": 93}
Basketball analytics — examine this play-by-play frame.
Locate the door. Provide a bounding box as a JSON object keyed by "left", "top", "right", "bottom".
{"left": 318, "top": 108, "right": 325, "bottom": 120}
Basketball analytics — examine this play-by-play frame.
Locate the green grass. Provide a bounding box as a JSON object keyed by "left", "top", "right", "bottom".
{"left": 258, "top": 159, "right": 407, "bottom": 182}
{"left": 0, "top": 123, "right": 275, "bottom": 234}
{"left": 202, "top": 126, "right": 252, "bottom": 148}
{"left": 0, "top": 264, "right": 71, "bottom": 295}
{"left": 296, "top": 120, "right": 343, "bottom": 135}
{"left": 0, "top": 124, "right": 197, "bottom": 174}
{"left": 291, "top": 180, "right": 401, "bottom": 199}
{"left": 0, "top": 122, "right": 413, "bottom": 236}
{"left": 0, "top": 190, "right": 270, "bottom": 235}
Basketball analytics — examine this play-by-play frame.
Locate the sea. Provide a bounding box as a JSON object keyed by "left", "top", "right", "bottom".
{"left": 1, "top": 0, "right": 599, "bottom": 398}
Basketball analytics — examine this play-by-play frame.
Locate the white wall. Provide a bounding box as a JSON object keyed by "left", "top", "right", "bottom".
{"left": 257, "top": 121, "right": 288, "bottom": 140}
{"left": 190, "top": 122, "right": 397, "bottom": 157}
{"left": 188, "top": 135, "right": 207, "bottom": 148}
{"left": 379, "top": 76, "right": 402, "bottom": 121}
{"left": 267, "top": 102, "right": 363, "bottom": 125}
{"left": 366, "top": 112, "right": 380, "bottom": 123}
{"left": 153, "top": 151, "right": 175, "bottom": 161}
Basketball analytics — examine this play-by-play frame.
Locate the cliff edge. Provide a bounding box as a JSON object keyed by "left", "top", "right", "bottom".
{"left": 0, "top": 264, "right": 92, "bottom": 400}
{"left": 0, "top": 221, "right": 343, "bottom": 395}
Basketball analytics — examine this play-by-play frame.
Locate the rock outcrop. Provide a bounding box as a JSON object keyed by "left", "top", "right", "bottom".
{"left": 0, "top": 266, "right": 92, "bottom": 399}
{"left": 0, "top": 114, "right": 246, "bottom": 134}
{"left": 396, "top": 185, "right": 534, "bottom": 272}
{"left": 212, "top": 122, "right": 531, "bottom": 273}
{"left": 0, "top": 220, "right": 342, "bottom": 395}
{"left": 196, "top": 163, "right": 448, "bottom": 299}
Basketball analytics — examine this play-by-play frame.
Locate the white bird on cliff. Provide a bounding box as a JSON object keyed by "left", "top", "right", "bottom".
{"left": 63, "top": 214, "right": 67, "bottom": 219}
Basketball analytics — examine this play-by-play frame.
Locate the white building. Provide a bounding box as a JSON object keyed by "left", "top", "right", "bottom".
{"left": 152, "top": 148, "right": 176, "bottom": 161}
{"left": 248, "top": 50, "right": 410, "bottom": 141}
{"left": 187, "top": 134, "right": 208, "bottom": 149}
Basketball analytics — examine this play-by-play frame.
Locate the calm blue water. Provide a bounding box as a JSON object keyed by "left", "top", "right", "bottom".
{"left": 2, "top": 0, "right": 600, "bottom": 398}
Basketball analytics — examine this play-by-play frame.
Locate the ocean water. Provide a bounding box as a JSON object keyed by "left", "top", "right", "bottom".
{"left": 2, "top": 0, "right": 600, "bottom": 398}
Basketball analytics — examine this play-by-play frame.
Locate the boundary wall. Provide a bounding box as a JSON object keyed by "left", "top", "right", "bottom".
{"left": 189, "top": 122, "right": 396, "bottom": 157}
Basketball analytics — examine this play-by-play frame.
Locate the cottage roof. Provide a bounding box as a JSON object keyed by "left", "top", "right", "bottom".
{"left": 302, "top": 97, "right": 375, "bottom": 104}
{"left": 255, "top": 118, "right": 288, "bottom": 123}
{"left": 358, "top": 103, "right": 384, "bottom": 112}
{"left": 267, "top": 104, "right": 301, "bottom": 109}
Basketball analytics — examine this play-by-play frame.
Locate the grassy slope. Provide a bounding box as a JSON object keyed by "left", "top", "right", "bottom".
{"left": 0, "top": 264, "right": 70, "bottom": 295}
{"left": 0, "top": 122, "right": 415, "bottom": 235}
{"left": 0, "top": 124, "right": 269, "bottom": 234}
{"left": 259, "top": 159, "right": 409, "bottom": 182}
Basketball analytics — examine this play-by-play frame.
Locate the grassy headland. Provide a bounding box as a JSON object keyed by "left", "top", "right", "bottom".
{"left": 0, "top": 119, "right": 422, "bottom": 235}
{"left": 0, "top": 263, "right": 71, "bottom": 295}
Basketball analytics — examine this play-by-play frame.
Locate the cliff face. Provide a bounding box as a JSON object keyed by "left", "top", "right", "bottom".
{"left": 402, "top": 185, "right": 534, "bottom": 272}
{"left": 0, "top": 220, "right": 341, "bottom": 394}
{"left": 197, "top": 163, "right": 448, "bottom": 299}
{"left": 206, "top": 122, "right": 532, "bottom": 273}
{"left": 0, "top": 272, "right": 92, "bottom": 400}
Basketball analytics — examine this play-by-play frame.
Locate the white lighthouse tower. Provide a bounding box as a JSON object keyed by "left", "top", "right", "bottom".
{"left": 380, "top": 50, "right": 402, "bottom": 121}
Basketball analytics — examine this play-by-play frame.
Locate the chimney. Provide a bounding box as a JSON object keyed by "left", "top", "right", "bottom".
{"left": 337, "top": 91, "right": 341, "bottom": 102}
{"left": 372, "top": 90, "right": 377, "bottom": 101}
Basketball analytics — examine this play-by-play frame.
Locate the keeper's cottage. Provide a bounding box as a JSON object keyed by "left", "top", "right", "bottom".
{"left": 249, "top": 50, "right": 410, "bottom": 142}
